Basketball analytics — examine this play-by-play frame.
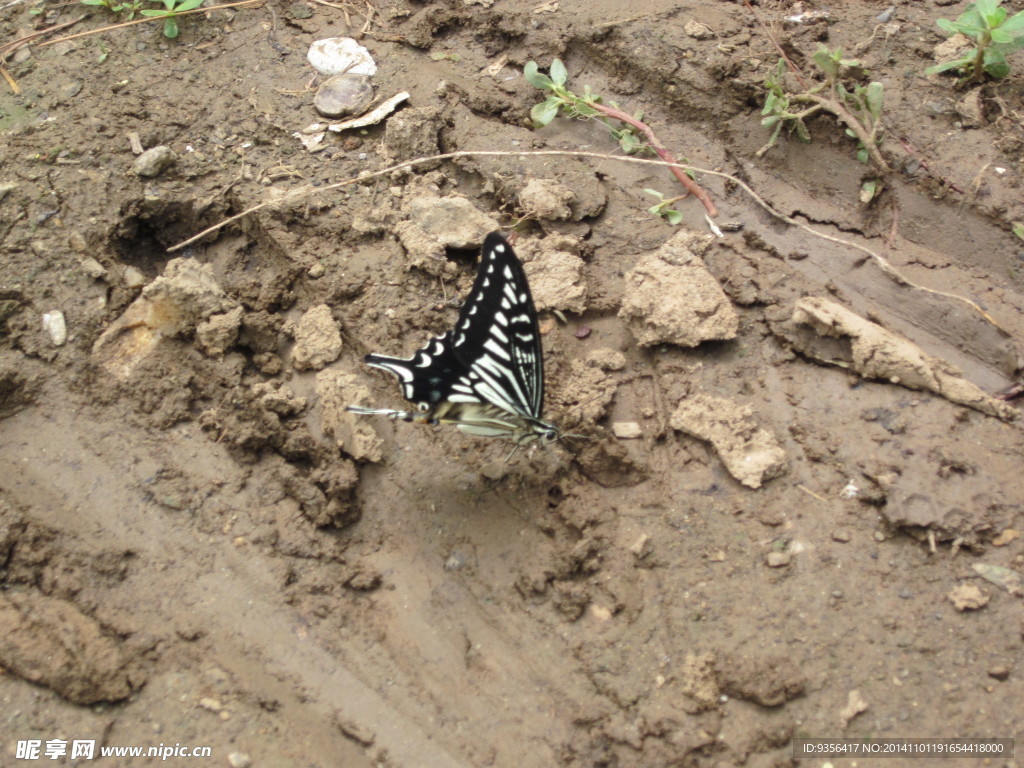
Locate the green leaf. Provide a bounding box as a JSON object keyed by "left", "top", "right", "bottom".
{"left": 530, "top": 97, "right": 560, "bottom": 127}
{"left": 812, "top": 47, "right": 838, "bottom": 78}
{"left": 619, "top": 132, "right": 641, "bottom": 154}
{"left": 936, "top": 17, "right": 959, "bottom": 35}
{"left": 974, "top": 0, "right": 1000, "bottom": 25}
{"left": 523, "top": 61, "right": 553, "bottom": 90}
{"left": 141, "top": 8, "right": 169, "bottom": 15}
{"left": 795, "top": 119, "right": 811, "bottom": 143}
{"left": 176, "top": 0, "right": 204, "bottom": 10}
{"left": 647, "top": 204, "right": 662, "bottom": 216}
{"left": 924, "top": 57, "right": 973, "bottom": 74}
{"left": 999, "top": 9, "right": 1024, "bottom": 33}
{"left": 1012, "top": 221, "right": 1024, "bottom": 240}
{"left": 856, "top": 147, "right": 869, "bottom": 164}
{"left": 643, "top": 188, "right": 664, "bottom": 200}
{"left": 761, "top": 115, "right": 780, "bottom": 127}
{"left": 549, "top": 58, "right": 568, "bottom": 87}
{"left": 991, "top": 27, "right": 1013, "bottom": 43}
{"left": 573, "top": 102, "right": 597, "bottom": 117}
{"left": 665, "top": 209, "right": 683, "bottom": 226}
{"left": 865, "top": 81, "right": 884, "bottom": 120}
{"left": 163, "top": 16, "right": 178, "bottom": 36}
{"left": 762, "top": 92, "right": 777, "bottom": 114}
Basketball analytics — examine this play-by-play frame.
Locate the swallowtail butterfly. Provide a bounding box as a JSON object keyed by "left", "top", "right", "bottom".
{"left": 346, "top": 232, "right": 561, "bottom": 447}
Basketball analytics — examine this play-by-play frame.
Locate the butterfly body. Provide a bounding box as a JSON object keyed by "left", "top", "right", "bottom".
{"left": 347, "top": 232, "right": 560, "bottom": 447}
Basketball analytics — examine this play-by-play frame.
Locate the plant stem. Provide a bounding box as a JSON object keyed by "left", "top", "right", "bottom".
{"left": 587, "top": 102, "right": 719, "bottom": 218}
{"left": 792, "top": 93, "right": 891, "bottom": 173}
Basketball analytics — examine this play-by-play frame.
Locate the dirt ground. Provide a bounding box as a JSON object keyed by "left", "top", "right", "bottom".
{"left": 2, "top": 0, "right": 1024, "bottom": 765}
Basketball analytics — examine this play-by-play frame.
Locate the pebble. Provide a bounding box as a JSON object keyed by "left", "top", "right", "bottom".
{"left": 314, "top": 74, "right": 373, "bottom": 118}
{"left": 80, "top": 258, "right": 108, "bottom": 280}
{"left": 612, "top": 422, "right": 642, "bottom": 439}
{"left": 766, "top": 551, "right": 791, "bottom": 568}
{"left": 227, "top": 752, "right": 252, "bottom": 768}
{"left": 831, "top": 530, "right": 851, "bottom": 543}
{"left": 42, "top": 310, "right": 67, "bottom": 346}
{"left": 123, "top": 266, "right": 146, "bottom": 289}
{"left": 307, "top": 37, "right": 377, "bottom": 76}
{"left": 307, "top": 262, "right": 325, "bottom": 279}
{"left": 132, "top": 145, "right": 177, "bottom": 178}
{"left": 987, "top": 665, "right": 1010, "bottom": 681}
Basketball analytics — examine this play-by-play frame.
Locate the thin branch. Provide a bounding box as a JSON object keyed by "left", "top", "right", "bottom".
{"left": 587, "top": 101, "right": 718, "bottom": 218}
{"left": 33, "top": 0, "right": 262, "bottom": 47}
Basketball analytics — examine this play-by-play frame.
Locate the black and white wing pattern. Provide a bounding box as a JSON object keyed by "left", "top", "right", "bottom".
{"left": 346, "top": 232, "right": 560, "bottom": 446}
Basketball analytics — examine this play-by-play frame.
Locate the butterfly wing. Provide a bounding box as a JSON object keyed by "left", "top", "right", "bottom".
{"left": 447, "top": 232, "right": 544, "bottom": 420}
{"left": 352, "top": 232, "right": 554, "bottom": 443}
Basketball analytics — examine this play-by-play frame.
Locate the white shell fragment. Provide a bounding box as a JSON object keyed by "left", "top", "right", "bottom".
{"left": 326, "top": 92, "right": 409, "bottom": 132}
{"left": 42, "top": 310, "right": 67, "bottom": 346}
{"left": 307, "top": 37, "right": 377, "bottom": 77}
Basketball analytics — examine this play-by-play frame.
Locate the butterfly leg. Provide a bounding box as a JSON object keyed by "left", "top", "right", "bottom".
{"left": 345, "top": 406, "right": 432, "bottom": 424}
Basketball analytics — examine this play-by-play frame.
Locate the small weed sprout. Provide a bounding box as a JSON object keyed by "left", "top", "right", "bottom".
{"left": 759, "top": 46, "right": 888, "bottom": 197}
{"left": 644, "top": 189, "right": 684, "bottom": 225}
{"left": 524, "top": 58, "right": 719, "bottom": 223}
{"left": 140, "top": 0, "right": 205, "bottom": 38}
{"left": 926, "top": 0, "right": 1024, "bottom": 83}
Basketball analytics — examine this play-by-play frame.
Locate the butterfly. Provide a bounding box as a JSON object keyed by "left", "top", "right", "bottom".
{"left": 346, "top": 232, "right": 561, "bottom": 448}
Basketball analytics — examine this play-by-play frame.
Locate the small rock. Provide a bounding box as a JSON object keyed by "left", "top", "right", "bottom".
{"left": 629, "top": 533, "right": 652, "bottom": 559}
{"left": 316, "top": 369, "right": 384, "bottom": 462}
{"left": 42, "top": 310, "right": 67, "bottom": 346}
{"left": 0, "top": 592, "right": 134, "bottom": 705}
{"left": 395, "top": 195, "right": 499, "bottom": 277}
{"left": 991, "top": 528, "right": 1020, "bottom": 547}
{"left": 521, "top": 242, "right": 588, "bottom": 314}
{"left": 684, "top": 19, "right": 715, "bottom": 39}
{"left": 831, "top": 530, "right": 851, "bottom": 543}
{"left": 987, "top": 665, "right": 1011, "bottom": 681}
{"left": 766, "top": 551, "right": 791, "bottom": 568}
{"left": 336, "top": 716, "right": 375, "bottom": 746}
{"left": 287, "top": 1, "right": 312, "bottom": 19}
{"left": 0, "top": 181, "right": 18, "bottom": 202}
{"left": 955, "top": 90, "right": 984, "bottom": 128}
{"left": 314, "top": 74, "right": 373, "bottom": 118}
{"left": 68, "top": 231, "right": 88, "bottom": 253}
{"left": 670, "top": 394, "right": 788, "bottom": 489}
{"left": 518, "top": 178, "right": 574, "bottom": 221}
{"left": 292, "top": 304, "right": 342, "bottom": 371}
{"left": 586, "top": 348, "right": 626, "bottom": 371}
{"left": 80, "top": 257, "right": 108, "bottom": 280}
{"left": 947, "top": 583, "right": 989, "bottom": 611}
{"left": 620, "top": 230, "right": 738, "bottom": 348}
{"left": 198, "top": 697, "right": 222, "bottom": 712}
{"left": 308, "top": 262, "right": 325, "bottom": 279}
{"left": 612, "top": 422, "right": 643, "bottom": 439}
{"left": 123, "top": 266, "right": 146, "bottom": 289}
{"left": 307, "top": 37, "right": 377, "bottom": 76}
{"left": 196, "top": 306, "right": 243, "bottom": 358}
{"left": 839, "top": 689, "right": 868, "bottom": 726}
{"left": 132, "top": 145, "right": 177, "bottom": 178}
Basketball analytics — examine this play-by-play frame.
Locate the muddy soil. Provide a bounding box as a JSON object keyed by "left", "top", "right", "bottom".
{"left": 2, "top": 0, "right": 1024, "bottom": 766}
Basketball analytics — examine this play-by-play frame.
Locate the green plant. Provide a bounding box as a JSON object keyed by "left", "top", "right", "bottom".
{"left": 140, "top": 0, "right": 205, "bottom": 38}
{"left": 80, "top": 0, "right": 144, "bottom": 20}
{"left": 524, "top": 58, "right": 718, "bottom": 222}
{"left": 643, "top": 189, "right": 684, "bottom": 225}
{"left": 759, "top": 46, "right": 888, "bottom": 189}
{"left": 926, "top": 0, "right": 1024, "bottom": 83}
